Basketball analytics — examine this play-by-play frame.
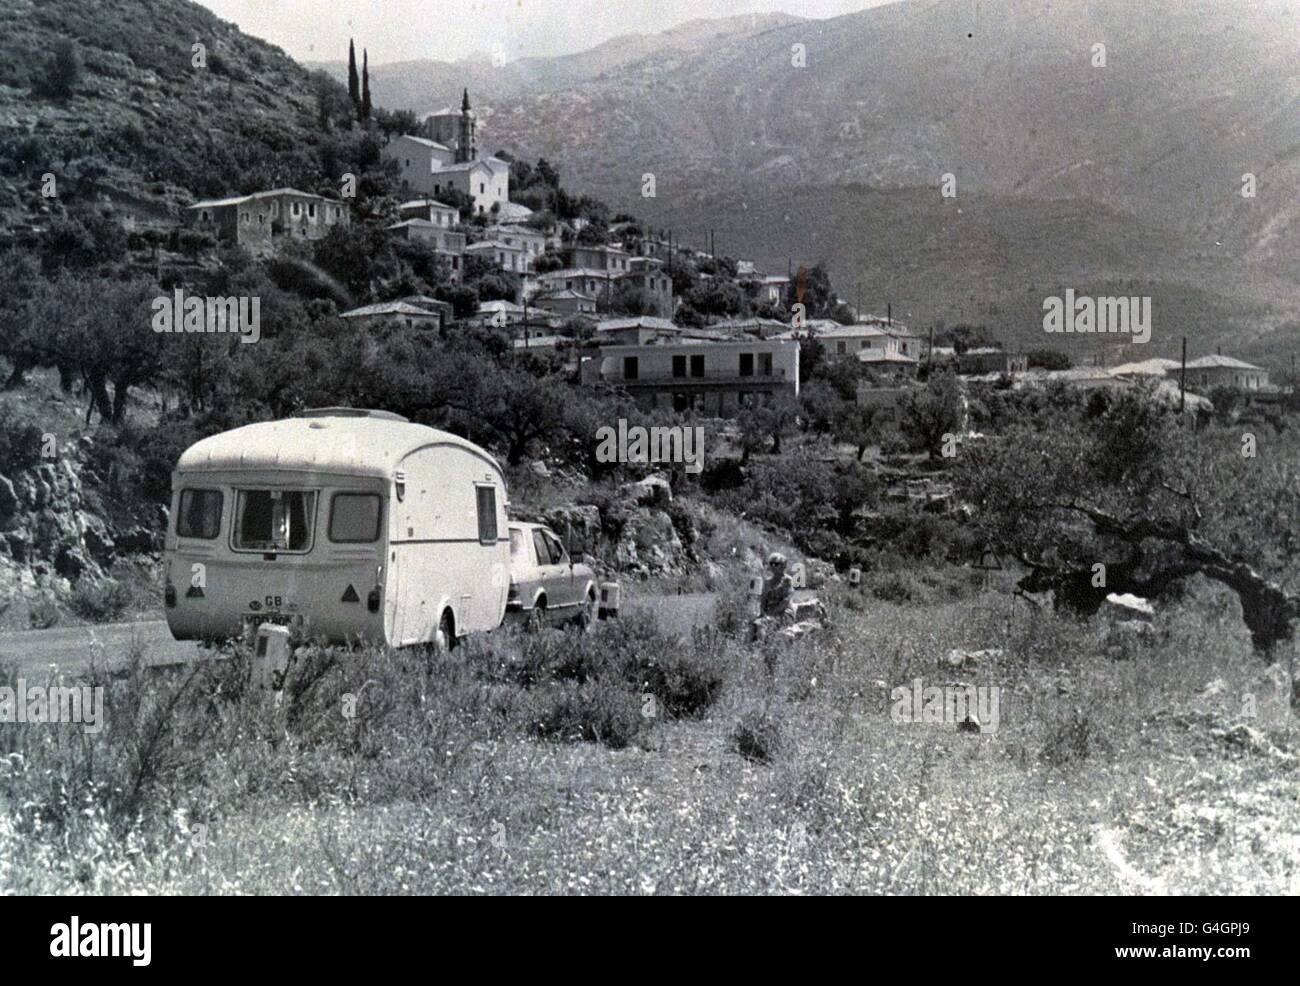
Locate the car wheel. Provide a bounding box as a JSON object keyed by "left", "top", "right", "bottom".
{"left": 578, "top": 590, "right": 597, "bottom": 631}
{"left": 432, "top": 609, "right": 456, "bottom": 653}
{"left": 527, "top": 599, "right": 547, "bottom": 632}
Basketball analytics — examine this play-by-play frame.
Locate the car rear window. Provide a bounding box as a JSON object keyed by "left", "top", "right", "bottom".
{"left": 329, "top": 493, "right": 382, "bottom": 543}
{"left": 177, "top": 489, "right": 222, "bottom": 539}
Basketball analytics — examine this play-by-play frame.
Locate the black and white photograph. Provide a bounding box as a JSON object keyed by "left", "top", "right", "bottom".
{"left": 0, "top": 0, "right": 1297, "bottom": 924}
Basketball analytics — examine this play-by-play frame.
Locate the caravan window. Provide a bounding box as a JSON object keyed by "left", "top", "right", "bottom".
{"left": 177, "top": 489, "right": 222, "bottom": 539}
{"left": 475, "top": 485, "right": 498, "bottom": 544}
{"left": 329, "top": 493, "right": 382, "bottom": 543}
{"left": 233, "top": 490, "right": 317, "bottom": 552}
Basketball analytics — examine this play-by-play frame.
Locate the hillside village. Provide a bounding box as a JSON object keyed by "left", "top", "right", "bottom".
{"left": 175, "top": 82, "right": 1278, "bottom": 426}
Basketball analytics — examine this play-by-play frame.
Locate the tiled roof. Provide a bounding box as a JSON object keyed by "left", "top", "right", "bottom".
{"left": 189, "top": 187, "right": 337, "bottom": 210}
{"left": 341, "top": 302, "right": 439, "bottom": 318}
{"left": 1185, "top": 355, "right": 1265, "bottom": 371}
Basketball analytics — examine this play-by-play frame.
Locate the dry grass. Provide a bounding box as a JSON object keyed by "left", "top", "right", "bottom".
{"left": 1, "top": 573, "right": 1296, "bottom": 895}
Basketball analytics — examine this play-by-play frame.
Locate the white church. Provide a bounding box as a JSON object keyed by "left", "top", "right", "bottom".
{"left": 383, "top": 89, "right": 513, "bottom": 215}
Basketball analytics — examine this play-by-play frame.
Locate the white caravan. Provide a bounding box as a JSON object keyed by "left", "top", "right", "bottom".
{"left": 163, "top": 408, "right": 510, "bottom": 649}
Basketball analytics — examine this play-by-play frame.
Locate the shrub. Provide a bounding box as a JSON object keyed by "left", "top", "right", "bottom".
{"left": 0, "top": 403, "right": 46, "bottom": 474}
{"left": 1040, "top": 707, "right": 1111, "bottom": 766}
{"left": 39, "top": 40, "right": 82, "bottom": 100}
{"left": 27, "top": 593, "right": 60, "bottom": 629}
{"left": 70, "top": 579, "right": 132, "bottom": 622}
{"left": 869, "top": 570, "right": 922, "bottom": 604}
{"left": 729, "top": 708, "right": 784, "bottom": 764}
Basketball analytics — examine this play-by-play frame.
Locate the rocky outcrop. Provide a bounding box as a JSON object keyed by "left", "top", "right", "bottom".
{"left": 0, "top": 448, "right": 161, "bottom": 619}
{"left": 513, "top": 472, "right": 701, "bottom": 579}
{"left": 0, "top": 457, "right": 112, "bottom": 584}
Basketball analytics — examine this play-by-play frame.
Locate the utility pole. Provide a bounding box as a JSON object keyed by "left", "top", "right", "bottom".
{"left": 1180, "top": 336, "right": 1187, "bottom": 413}
{"left": 887, "top": 303, "right": 892, "bottom": 327}
{"left": 928, "top": 324, "right": 934, "bottom": 370}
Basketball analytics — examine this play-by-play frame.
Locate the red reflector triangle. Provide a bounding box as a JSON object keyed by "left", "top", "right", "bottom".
{"left": 341, "top": 584, "right": 360, "bottom": 603}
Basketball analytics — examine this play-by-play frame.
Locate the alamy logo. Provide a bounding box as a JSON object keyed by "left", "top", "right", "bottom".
{"left": 50, "top": 917, "right": 151, "bottom": 966}
{"left": 1042, "top": 289, "right": 1151, "bottom": 344}
{"left": 890, "top": 678, "right": 1000, "bottom": 732}
{"left": 0, "top": 680, "right": 103, "bottom": 734}
{"left": 595, "top": 418, "right": 704, "bottom": 474}
{"left": 151, "top": 288, "right": 261, "bottom": 344}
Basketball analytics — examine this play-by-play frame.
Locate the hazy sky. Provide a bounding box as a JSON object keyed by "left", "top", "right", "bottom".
{"left": 196, "top": 0, "right": 892, "bottom": 64}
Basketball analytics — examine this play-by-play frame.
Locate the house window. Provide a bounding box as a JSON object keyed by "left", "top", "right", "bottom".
{"left": 739, "top": 392, "right": 754, "bottom": 409}
{"left": 200, "top": 210, "right": 211, "bottom": 222}
{"left": 291, "top": 202, "right": 301, "bottom": 217}
{"left": 690, "top": 355, "right": 705, "bottom": 378}
{"left": 308, "top": 203, "right": 317, "bottom": 218}
{"left": 480, "top": 182, "right": 485, "bottom": 194}
{"left": 761, "top": 353, "right": 773, "bottom": 376}
{"left": 837, "top": 341, "right": 847, "bottom": 355}
{"left": 623, "top": 356, "right": 639, "bottom": 380}
{"left": 673, "top": 355, "right": 687, "bottom": 378}
{"left": 739, "top": 353, "right": 754, "bottom": 377}
{"left": 673, "top": 393, "right": 689, "bottom": 413}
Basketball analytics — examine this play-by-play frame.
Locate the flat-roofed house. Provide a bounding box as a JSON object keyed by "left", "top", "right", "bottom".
{"left": 754, "top": 274, "right": 790, "bottom": 306}
{"left": 580, "top": 336, "right": 800, "bottom": 416}
{"left": 957, "top": 347, "right": 1028, "bottom": 375}
{"left": 188, "top": 188, "right": 348, "bottom": 252}
{"left": 595, "top": 316, "right": 683, "bottom": 346}
{"left": 775, "top": 322, "right": 918, "bottom": 369}
{"left": 1185, "top": 355, "right": 1270, "bottom": 391}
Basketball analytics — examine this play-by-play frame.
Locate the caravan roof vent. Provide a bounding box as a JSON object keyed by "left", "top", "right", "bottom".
{"left": 296, "top": 408, "right": 410, "bottom": 422}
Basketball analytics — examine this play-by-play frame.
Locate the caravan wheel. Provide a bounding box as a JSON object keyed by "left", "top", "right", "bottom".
{"left": 433, "top": 610, "right": 456, "bottom": 653}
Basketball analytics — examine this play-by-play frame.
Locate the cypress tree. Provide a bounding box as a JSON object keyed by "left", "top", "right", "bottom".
{"left": 347, "top": 39, "right": 359, "bottom": 107}
{"left": 361, "top": 49, "right": 372, "bottom": 120}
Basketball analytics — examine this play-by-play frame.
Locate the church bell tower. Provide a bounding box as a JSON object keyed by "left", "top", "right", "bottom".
{"left": 457, "top": 88, "right": 476, "bottom": 164}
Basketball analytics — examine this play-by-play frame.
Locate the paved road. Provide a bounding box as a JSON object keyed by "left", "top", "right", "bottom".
{"left": 0, "top": 592, "right": 721, "bottom": 677}
{"left": 0, "top": 620, "right": 207, "bottom": 676}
